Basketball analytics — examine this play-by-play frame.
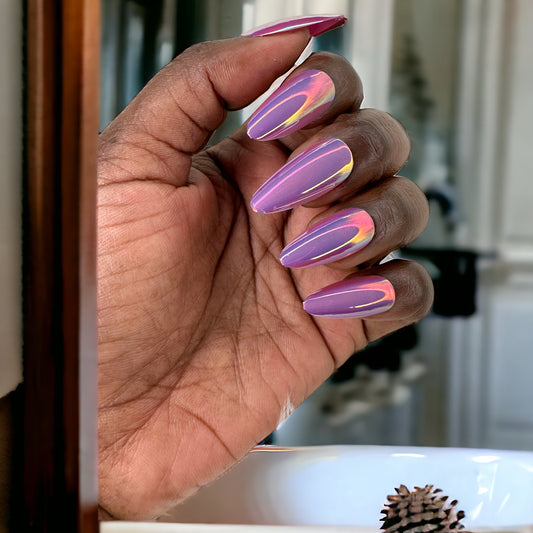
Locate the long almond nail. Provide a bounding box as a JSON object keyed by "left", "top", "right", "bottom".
{"left": 247, "top": 70, "right": 335, "bottom": 141}
{"left": 243, "top": 14, "right": 347, "bottom": 37}
{"left": 280, "top": 208, "right": 374, "bottom": 268}
{"left": 251, "top": 139, "right": 352, "bottom": 213}
{"left": 303, "top": 276, "right": 395, "bottom": 318}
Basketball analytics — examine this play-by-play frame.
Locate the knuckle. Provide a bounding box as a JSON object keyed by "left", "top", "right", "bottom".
{"left": 356, "top": 109, "right": 389, "bottom": 159}
{"left": 383, "top": 177, "right": 429, "bottom": 246}
{"left": 403, "top": 260, "right": 434, "bottom": 322}
{"left": 306, "top": 51, "right": 364, "bottom": 107}
{"left": 308, "top": 51, "right": 359, "bottom": 76}
{"left": 355, "top": 109, "right": 411, "bottom": 175}
{"left": 180, "top": 41, "right": 211, "bottom": 62}
{"left": 383, "top": 113, "right": 411, "bottom": 171}
{"left": 309, "top": 50, "right": 345, "bottom": 62}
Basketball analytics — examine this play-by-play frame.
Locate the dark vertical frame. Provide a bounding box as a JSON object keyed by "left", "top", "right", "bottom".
{"left": 22, "top": 1, "right": 100, "bottom": 531}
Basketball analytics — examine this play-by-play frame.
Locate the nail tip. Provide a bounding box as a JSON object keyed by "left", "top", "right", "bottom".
{"left": 308, "top": 15, "right": 347, "bottom": 37}
{"left": 250, "top": 195, "right": 285, "bottom": 214}
{"left": 246, "top": 122, "right": 274, "bottom": 141}
{"left": 302, "top": 298, "right": 324, "bottom": 318}
{"left": 249, "top": 200, "right": 265, "bottom": 213}
{"left": 280, "top": 249, "right": 313, "bottom": 269}
{"left": 243, "top": 14, "right": 347, "bottom": 38}
{"left": 246, "top": 124, "right": 259, "bottom": 140}
{"left": 249, "top": 128, "right": 294, "bottom": 142}
{"left": 279, "top": 253, "right": 294, "bottom": 268}
{"left": 250, "top": 201, "right": 277, "bottom": 214}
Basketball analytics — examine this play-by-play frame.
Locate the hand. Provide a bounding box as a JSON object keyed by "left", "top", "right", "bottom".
{"left": 97, "top": 28, "right": 432, "bottom": 519}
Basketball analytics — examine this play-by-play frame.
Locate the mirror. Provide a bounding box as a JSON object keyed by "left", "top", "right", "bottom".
{"left": 99, "top": 0, "right": 533, "bottom": 454}
{"left": 11, "top": 0, "right": 533, "bottom": 530}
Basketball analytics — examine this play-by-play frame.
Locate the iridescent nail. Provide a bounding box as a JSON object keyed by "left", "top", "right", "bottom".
{"left": 247, "top": 70, "right": 335, "bottom": 141}
{"left": 251, "top": 138, "right": 352, "bottom": 213}
{"left": 303, "top": 275, "right": 395, "bottom": 318}
{"left": 243, "top": 14, "right": 347, "bottom": 38}
{"left": 280, "top": 208, "right": 374, "bottom": 268}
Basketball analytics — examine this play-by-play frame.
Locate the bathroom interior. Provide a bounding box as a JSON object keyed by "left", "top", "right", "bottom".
{"left": 2, "top": 0, "right": 533, "bottom": 531}
{"left": 99, "top": 0, "right": 533, "bottom": 453}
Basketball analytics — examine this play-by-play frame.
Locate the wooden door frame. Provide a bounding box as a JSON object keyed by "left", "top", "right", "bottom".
{"left": 22, "top": 1, "right": 100, "bottom": 530}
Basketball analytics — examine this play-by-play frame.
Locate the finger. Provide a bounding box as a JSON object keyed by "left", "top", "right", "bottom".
{"left": 303, "top": 260, "right": 433, "bottom": 339}
{"left": 98, "top": 31, "right": 311, "bottom": 187}
{"left": 246, "top": 51, "right": 363, "bottom": 145}
{"left": 363, "top": 260, "right": 434, "bottom": 343}
{"left": 280, "top": 176, "right": 429, "bottom": 270}
{"left": 247, "top": 109, "right": 410, "bottom": 214}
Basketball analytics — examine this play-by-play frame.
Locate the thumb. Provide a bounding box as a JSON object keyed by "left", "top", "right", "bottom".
{"left": 98, "top": 31, "right": 310, "bottom": 186}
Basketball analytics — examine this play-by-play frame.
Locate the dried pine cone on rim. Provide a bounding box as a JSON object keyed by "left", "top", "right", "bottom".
{"left": 381, "top": 484, "right": 470, "bottom": 532}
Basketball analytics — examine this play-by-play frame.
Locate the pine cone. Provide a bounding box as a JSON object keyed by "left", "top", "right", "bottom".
{"left": 380, "top": 484, "right": 469, "bottom": 533}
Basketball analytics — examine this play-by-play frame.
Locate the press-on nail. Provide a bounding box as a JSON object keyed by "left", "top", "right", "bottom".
{"left": 280, "top": 208, "right": 374, "bottom": 268}
{"left": 303, "top": 276, "right": 395, "bottom": 318}
{"left": 247, "top": 70, "right": 335, "bottom": 141}
{"left": 243, "top": 14, "right": 347, "bottom": 38}
{"left": 251, "top": 139, "right": 352, "bottom": 213}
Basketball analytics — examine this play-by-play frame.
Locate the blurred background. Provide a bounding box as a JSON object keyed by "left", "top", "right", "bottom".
{"left": 99, "top": 0, "right": 533, "bottom": 451}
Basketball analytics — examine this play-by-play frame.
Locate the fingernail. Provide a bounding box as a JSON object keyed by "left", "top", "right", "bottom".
{"left": 303, "top": 275, "right": 395, "bottom": 318}
{"left": 251, "top": 139, "right": 352, "bottom": 213}
{"left": 247, "top": 70, "right": 335, "bottom": 141}
{"left": 280, "top": 208, "right": 374, "bottom": 268}
{"left": 243, "top": 14, "right": 347, "bottom": 38}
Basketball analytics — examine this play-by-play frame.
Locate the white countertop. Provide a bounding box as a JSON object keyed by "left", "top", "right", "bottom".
{"left": 101, "top": 524, "right": 378, "bottom": 533}
{"left": 101, "top": 524, "right": 533, "bottom": 533}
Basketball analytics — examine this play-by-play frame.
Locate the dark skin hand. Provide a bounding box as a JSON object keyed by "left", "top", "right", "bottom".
{"left": 97, "top": 31, "right": 433, "bottom": 519}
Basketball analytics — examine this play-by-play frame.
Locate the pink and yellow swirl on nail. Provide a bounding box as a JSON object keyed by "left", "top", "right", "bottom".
{"left": 280, "top": 208, "right": 375, "bottom": 268}
{"left": 247, "top": 70, "right": 335, "bottom": 141}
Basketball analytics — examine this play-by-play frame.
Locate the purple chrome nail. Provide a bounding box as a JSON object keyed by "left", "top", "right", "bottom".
{"left": 243, "top": 14, "right": 347, "bottom": 38}
{"left": 280, "top": 208, "right": 375, "bottom": 268}
{"left": 303, "top": 275, "right": 395, "bottom": 318}
{"left": 247, "top": 70, "right": 335, "bottom": 141}
{"left": 251, "top": 138, "right": 352, "bottom": 213}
